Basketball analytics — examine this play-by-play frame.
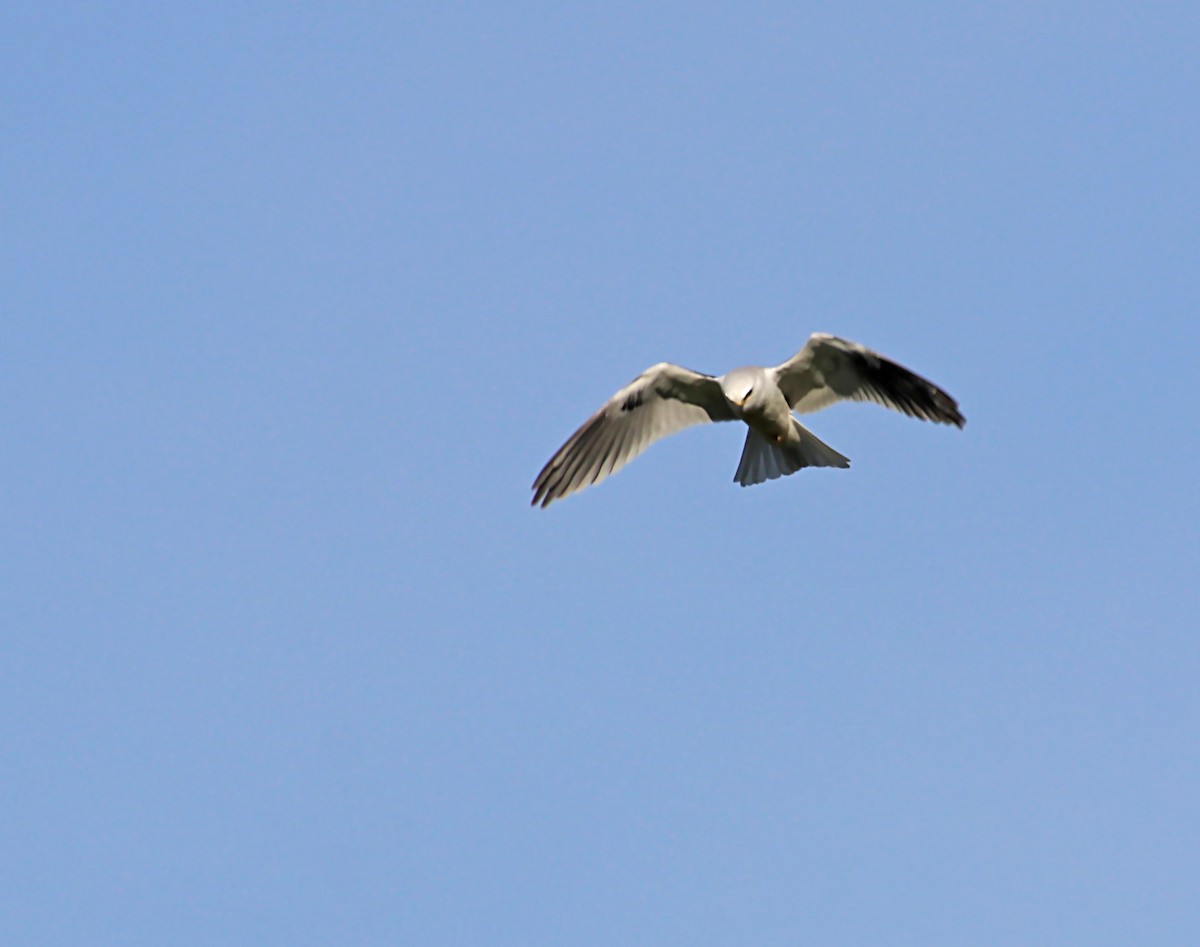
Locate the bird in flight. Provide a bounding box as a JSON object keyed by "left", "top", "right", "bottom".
{"left": 531, "top": 332, "right": 964, "bottom": 507}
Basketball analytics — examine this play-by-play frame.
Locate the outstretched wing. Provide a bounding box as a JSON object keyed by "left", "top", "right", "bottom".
{"left": 772, "top": 333, "right": 965, "bottom": 427}
{"left": 532, "top": 362, "right": 735, "bottom": 507}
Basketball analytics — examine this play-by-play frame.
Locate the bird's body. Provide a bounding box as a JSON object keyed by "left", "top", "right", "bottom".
{"left": 531, "top": 332, "right": 964, "bottom": 507}
{"left": 722, "top": 366, "right": 792, "bottom": 442}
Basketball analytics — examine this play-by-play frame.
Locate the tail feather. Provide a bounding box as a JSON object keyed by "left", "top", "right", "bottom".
{"left": 734, "top": 420, "right": 850, "bottom": 487}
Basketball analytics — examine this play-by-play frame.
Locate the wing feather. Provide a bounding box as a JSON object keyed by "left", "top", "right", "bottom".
{"left": 531, "top": 362, "right": 735, "bottom": 507}
{"left": 772, "top": 333, "right": 965, "bottom": 427}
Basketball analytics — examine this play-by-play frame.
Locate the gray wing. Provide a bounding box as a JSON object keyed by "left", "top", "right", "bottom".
{"left": 532, "top": 362, "right": 735, "bottom": 507}
{"left": 772, "top": 333, "right": 965, "bottom": 427}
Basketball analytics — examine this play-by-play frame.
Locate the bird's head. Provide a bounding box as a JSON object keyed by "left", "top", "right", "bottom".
{"left": 721, "top": 368, "right": 760, "bottom": 408}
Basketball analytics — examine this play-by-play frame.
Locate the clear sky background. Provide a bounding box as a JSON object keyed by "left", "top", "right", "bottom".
{"left": 4, "top": 4, "right": 1198, "bottom": 944}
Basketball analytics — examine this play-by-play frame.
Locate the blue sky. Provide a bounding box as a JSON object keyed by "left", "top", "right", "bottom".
{"left": 4, "top": 3, "right": 1198, "bottom": 944}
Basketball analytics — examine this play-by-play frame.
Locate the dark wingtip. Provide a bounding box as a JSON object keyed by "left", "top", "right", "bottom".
{"left": 936, "top": 392, "right": 966, "bottom": 429}
{"left": 939, "top": 399, "right": 966, "bottom": 429}
{"left": 867, "top": 354, "right": 966, "bottom": 429}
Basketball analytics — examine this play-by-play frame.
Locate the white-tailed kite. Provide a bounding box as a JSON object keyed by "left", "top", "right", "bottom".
{"left": 532, "top": 332, "right": 964, "bottom": 507}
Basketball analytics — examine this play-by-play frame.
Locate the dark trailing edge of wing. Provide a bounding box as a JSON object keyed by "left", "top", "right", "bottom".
{"left": 851, "top": 349, "right": 965, "bottom": 428}
{"left": 531, "top": 408, "right": 609, "bottom": 508}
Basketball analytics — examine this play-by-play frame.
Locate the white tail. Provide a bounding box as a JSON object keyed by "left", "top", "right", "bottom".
{"left": 734, "top": 420, "right": 850, "bottom": 487}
